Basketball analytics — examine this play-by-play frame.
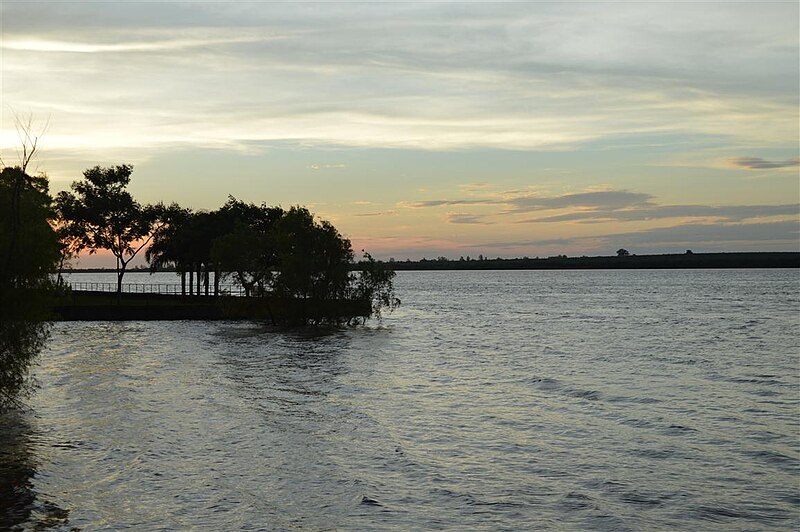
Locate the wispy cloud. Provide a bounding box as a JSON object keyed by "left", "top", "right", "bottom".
{"left": 1, "top": 2, "right": 797, "bottom": 154}
{"left": 408, "top": 185, "right": 798, "bottom": 225}
{"left": 505, "top": 190, "right": 653, "bottom": 213}
{"left": 520, "top": 203, "right": 799, "bottom": 224}
{"left": 475, "top": 220, "right": 799, "bottom": 251}
{"left": 1, "top": 1, "right": 797, "bottom": 260}
{"left": 447, "top": 213, "right": 495, "bottom": 225}
{"left": 409, "top": 189, "right": 653, "bottom": 213}
{"left": 411, "top": 184, "right": 798, "bottom": 253}
{"left": 611, "top": 220, "right": 800, "bottom": 247}
{"left": 2, "top": 34, "right": 273, "bottom": 54}
{"left": 307, "top": 163, "right": 346, "bottom": 171}
{"left": 353, "top": 210, "right": 397, "bottom": 218}
{"left": 730, "top": 156, "right": 800, "bottom": 170}
{"left": 409, "top": 199, "right": 498, "bottom": 208}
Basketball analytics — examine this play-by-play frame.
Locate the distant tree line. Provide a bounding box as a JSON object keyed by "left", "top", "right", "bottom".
{"left": 380, "top": 252, "right": 800, "bottom": 271}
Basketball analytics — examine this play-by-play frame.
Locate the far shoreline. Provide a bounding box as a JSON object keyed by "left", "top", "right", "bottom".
{"left": 62, "top": 251, "right": 799, "bottom": 273}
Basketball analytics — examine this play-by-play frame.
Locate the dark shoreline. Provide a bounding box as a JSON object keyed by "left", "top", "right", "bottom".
{"left": 49, "top": 290, "right": 371, "bottom": 322}
{"left": 388, "top": 252, "right": 800, "bottom": 271}
{"left": 63, "top": 252, "right": 800, "bottom": 273}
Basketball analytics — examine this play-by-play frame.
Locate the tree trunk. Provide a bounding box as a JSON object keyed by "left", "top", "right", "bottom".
{"left": 181, "top": 270, "right": 186, "bottom": 295}
{"left": 204, "top": 264, "right": 209, "bottom": 296}
{"left": 116, "top": 263, "right": 126, "bottom": 294}
{"left": 189, "top": 269, "right": 194, "bottom": 296}
{"left": 214, "top": 267, "right": 220, "bottom": 296}
{"left": 56, "top": 254, "right": 66, "bottom": 286}
{"left": 196, "top": 264, "right": 201, "bottom": 296}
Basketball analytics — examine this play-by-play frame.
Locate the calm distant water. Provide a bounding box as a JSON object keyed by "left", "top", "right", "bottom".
{"left": 2, "top": 269, "right": 798, "bottom": 530}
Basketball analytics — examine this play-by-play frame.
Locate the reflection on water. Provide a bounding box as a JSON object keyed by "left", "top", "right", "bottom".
{"left": 0, "top": 411, "right": 70, "bottom": 530}
{"left": 11, "top": 270, "right": 800, "bottom": 529}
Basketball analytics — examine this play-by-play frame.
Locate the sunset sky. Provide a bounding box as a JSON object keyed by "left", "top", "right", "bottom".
{"left": 1, "top": 1, "right": 798, "bottom": 266}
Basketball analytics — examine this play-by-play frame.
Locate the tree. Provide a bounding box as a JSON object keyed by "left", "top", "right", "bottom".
{"left": 145, "top": 203, "right": 194, "bottom": 293}
{"left": 271, "top": 206, "right": 354, "bottom": 302}
{"left": 145, "top": 197, "right": 399, "bottom": 325}
{"left": 352, "top": 252, "right": 400, "bottom": 322}
{"left": 56, "top": 165, "right": 157, "bottom": 293}
{"left": 210, "top": 198, "right": 284, "bottom": 297}
{"left": 212, "top": 222, "right": 273, "bottom": 297}
{"left": 616, "top": 248, "right": 630, "bottom": 257}
{"left": 0, "top": 166, "right": 60, "bottom": 409}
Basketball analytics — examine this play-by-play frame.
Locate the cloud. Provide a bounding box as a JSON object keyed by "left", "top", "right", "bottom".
{"left": 3, "top": 34, "right": 272, "bottom": 54}
{"left": 521, "top": 203, "right": 799, "bottom": 223}
{"left": 411, "top": 185, "right": 798, "bottom": 227}
{"left": 409, "top": 189, "right": 653, "bottom": 213}
{"left": 475, "top": 220, "right": 799, "bottom": 250}
{"left": 307, "top": 163, "right": 346, "bottom": 171}
{"left": 1, "top": 2, "right": 797, "bottom": 154}
{"left": 353, "top": 210, "right": 397, "bottom": 217}
{"left": 409, "top": 199, "right": 498, "bottom": 208}
{"left": 730, "top": 157, "right": 800, "bottom": 170}
{"left": 616, "top": 220, "right": 799, "bottom": 246}
{"left": 446, "top": 213, "right": 494, "bottom": 225}
{"left": 505, "top": 190, "right": 653, "bottom": 212}
{"left": 422, "top": 185, "right": 799, "bottom": 254}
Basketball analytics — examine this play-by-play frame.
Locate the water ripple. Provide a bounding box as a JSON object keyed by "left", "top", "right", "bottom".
{"left": 1, "top": 269, "right": 797, "bottom": 530}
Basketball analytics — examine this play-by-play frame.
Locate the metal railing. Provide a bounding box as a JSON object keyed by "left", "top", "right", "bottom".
{"left": 65, "top": 281, "right": 247, "bottom": 297}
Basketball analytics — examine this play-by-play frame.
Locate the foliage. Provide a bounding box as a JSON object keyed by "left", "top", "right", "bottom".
{"left": 1, "top": 168, "right": 60, "bottom": 288}
{"left": 212, "top": 222, "right": 273, "bottom": 297}
{"left": 52, "top": 165, "right": 397, "bottom": 324}
{"left": 145, "top": 203, "right": 193, "bottom": 273}
{"left": 144, "top": 198, "right": 398, "bottom": 324}
{"left": 56, "top": 165, "right": 157, "bottom": 292}
{"left": 0, "top": 167, "right": 60, "bottom": 409}
{"left": 271, "top": 206, "right": 354, "bottom": 301}
{"left": 352, "top": 252, "right": 400, "bottom": 321}
{"left": 211, "top": 198, "right": 284, "bottom": 296}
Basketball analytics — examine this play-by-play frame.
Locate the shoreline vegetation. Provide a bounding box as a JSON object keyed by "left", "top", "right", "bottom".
{"left": 2, "top": 159, "right": 398, "bottom": 406}
{"left": 52, "top": 165, "right": 400, "bottom": 325}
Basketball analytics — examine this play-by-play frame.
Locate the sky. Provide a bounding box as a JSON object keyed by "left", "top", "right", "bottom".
{"left": 1, "top": 1, "right": 798, "bottom": 266}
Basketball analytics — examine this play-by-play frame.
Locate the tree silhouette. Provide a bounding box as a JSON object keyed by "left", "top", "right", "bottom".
{"left": 144, "top": 197, "right": 398, "bottom": 324}
{"left": 271, "top": 206, "right": 353, "bottom": 302}
{"left": 353, "top": 251, "right": 400, "bottom": 322}
{"left": 0, "top": 166, "right": 60, "bottom": 408}
{"left": 56, "top": 165, "right": 157, "bottom": 293}
{"left": 145, "top": 203, "right": 194, "bottom": 293}
{"left": 211, "top": 198, "right": 284, "bottom": 297}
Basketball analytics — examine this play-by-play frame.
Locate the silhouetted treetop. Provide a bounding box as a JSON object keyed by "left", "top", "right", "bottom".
{"left": 56, "top": 164, "right": 160, "bottom": 293}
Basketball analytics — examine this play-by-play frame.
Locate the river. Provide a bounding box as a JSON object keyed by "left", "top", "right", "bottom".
{"left": 1, "top": 269, "right": 798, "bottom": 530}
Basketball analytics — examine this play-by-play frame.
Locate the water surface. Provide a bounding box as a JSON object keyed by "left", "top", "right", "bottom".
{"left": 2, "top": 269, "right": 799, "bottom": 530}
